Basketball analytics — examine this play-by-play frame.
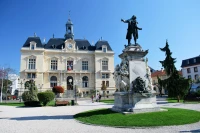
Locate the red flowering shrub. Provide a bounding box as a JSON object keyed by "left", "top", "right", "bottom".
{"left": 52, "top": 86, "right": 64, "bottom": 93}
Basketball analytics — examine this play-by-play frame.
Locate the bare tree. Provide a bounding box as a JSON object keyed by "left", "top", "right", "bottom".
{"left": 0, "top": 67, "right": 16, "bottom": 103}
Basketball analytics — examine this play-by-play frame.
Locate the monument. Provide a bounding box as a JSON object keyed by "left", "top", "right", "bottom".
{"left": 112, "top": 15, "right": 160, "bottom": 113}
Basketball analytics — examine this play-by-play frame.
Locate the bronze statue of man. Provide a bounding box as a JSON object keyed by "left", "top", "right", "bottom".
{"left": 121, "top": 15, "right": 142, "bottom": 45}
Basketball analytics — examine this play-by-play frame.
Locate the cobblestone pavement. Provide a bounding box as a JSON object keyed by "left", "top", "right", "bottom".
{"left": 0, "top": 97, "right": 199, "bottom": 133}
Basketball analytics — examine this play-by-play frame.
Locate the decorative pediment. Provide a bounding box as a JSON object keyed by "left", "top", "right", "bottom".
{"left": 66, "top": 56, "right": 74, "bottom": 61}
{"left": 29, "top": 55, "right": 37, "bottom": 59}
{"left": 51, "top": 56, "right": 59, "bottom": 60}
{"left": 82, "top": 57, "right": 90, "bottom": 61}
{"left": 102, "top": 57, "right": 109, "bottom": 61}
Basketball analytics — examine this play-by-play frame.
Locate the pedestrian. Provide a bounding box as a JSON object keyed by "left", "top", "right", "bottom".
{"left": 96, "top": 94, "right": 99, "bottom": 102}
{"left": 99, "top": 94, "right": 102, "bottom": 102}
{"left": 91, "top": 95, "right": 94, "bottom": 103}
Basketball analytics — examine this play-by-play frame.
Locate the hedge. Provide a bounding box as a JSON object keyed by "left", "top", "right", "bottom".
{"left": 38, "top": 91, "right": 55, "bottom": 106}
{"left": 52, "top": 86, "right": 64, "bottom": 93}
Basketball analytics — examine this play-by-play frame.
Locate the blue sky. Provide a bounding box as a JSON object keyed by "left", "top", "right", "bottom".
{"left": 0, "top": 0, "right": 200, "bottom": 74}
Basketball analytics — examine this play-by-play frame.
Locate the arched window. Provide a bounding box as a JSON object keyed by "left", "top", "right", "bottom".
{"left": 50, "top": 76, "right": 57, "bottom": 87}
{"left": 82, "top": 76, "right": 88, "bottom": 88}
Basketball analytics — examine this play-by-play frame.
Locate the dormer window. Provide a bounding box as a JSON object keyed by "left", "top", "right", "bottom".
{"left": 194, "top": 58, "right": 196, "bottom": 63}
{"left": 52, "top": 44, "right": 56, "bottom": 49}
{"left": 187, "top": 60, "right": 189, "bottom": 64}
{"left": 30, "top": 41, "right": 36, "bottom": 50}
{"left": 103, "top": 48, "right": 106, "bottom": 52}
{"left": 102, "top": 45, "right": 107, "bottom": 53}
{"left": 31, "top": 44, "right": 34, "bottom": 50}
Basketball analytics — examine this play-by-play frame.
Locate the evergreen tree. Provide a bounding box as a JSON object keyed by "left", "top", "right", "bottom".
{"left": 158, "top": 41, "right": 190, "bottom": 102}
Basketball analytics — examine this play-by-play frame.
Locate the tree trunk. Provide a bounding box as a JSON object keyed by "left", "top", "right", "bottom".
{"left": 177, "top": 95, "right": 180, "bottom": 102}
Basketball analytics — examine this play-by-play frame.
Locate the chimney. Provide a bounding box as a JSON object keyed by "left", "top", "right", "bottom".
{"left": 161, "top": 68, "right": 163, "bottom": 72}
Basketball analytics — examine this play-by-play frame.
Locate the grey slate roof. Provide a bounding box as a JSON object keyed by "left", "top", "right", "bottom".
{"left": 22, "top": 37, "right": 113, "bottom": 51}
{"left": 95, "top": 40, "right": 113, "bottom": 51}
{"left": 44, "top": 38, "right": 65, "bottom": 49}
{"left": 23, "top": 37, "right": 44, "bottom": 48}
{"left": 181, "top": 55, "right": 200, "bottom": 67}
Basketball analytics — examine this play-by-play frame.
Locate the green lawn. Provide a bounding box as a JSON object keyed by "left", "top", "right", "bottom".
{"left": 0, "top": 100, "right": 56, "bottom": 107}
{"left": 167, "top": 98, "right": 200, "bottom": 104}
{"left": 0, "top": 102, "right": 25, "bottom": 107}
{"left": 100, "top": 99, "right": 114, "bottom": 103}
{"left": 74, "top": 108, "right": 200, "bottom": 127}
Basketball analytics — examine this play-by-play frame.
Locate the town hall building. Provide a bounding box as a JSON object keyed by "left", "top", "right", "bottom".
{"left": 19, "top": 18, "right": 115, "bottom": 97}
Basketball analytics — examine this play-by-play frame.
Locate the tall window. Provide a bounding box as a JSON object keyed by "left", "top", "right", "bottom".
{"left": 27, "top": 73, "right": 36, "bottom": 79}
{"left": 50, "top": 76, "right": 57, "bottom": 87}
{"left": 82, "top": 61, "right": 88, "bottom": 70}
{"left": 106, "top": 81, "right": 109, "bottom": 87}
{"left": 187, "top": 60, "right": 190, "bottom": 64}
{"left": 102, "top": 73, "right": 109, "bottom": 79}
{"left": 187, "top": 68, "right": 191, "bottom": 73}
{"left": 195, "top": 74, "right": 199, "bottom": 80}
{"left": 102, "top": 81, "right": 105, "bottom": 86}
{"left": 51, "top": 59, "right": 57, "bottom": 70}
{"left": 67, "top": 61, "right": 73, "bottom": 71}
{"left": 188, "top": 75, "right": 191, "bottom": 79}
{"left": 82, "top": 76, "right": 88, "bottom": 88}
{"left": 102, "top": 60, "right": 108, "bottom": 70}
{"left": 194, "top": 67, "right": 198, "bottom": 72}
{"left": 28, "top": 58, "right": 36, "bottom": 69}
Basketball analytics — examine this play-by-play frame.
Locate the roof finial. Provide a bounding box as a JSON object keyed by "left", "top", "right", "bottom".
{"left": 53, "top": 34, "right": 54, "bottom": 38}
{"left": 43, "top": 37, "right": 46, "bottom": 43}
{"left": 68, "top": 10, "right": 71, "bottom": 20}
{"left": 34, "top": 32, "right": 37, "bottom": 37}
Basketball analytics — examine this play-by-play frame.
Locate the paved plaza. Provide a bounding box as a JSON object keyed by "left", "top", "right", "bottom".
{"left": 0, "top": 97, "right": 199, "bottom": 133}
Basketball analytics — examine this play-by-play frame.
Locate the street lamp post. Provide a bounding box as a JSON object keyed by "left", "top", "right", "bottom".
{"left": 68, "top": 79, "right": 77, "bottom": 105}
{"left": 18, "top": 79, "right": 25, "bottom": 102}
{"left": 0, "top": 67, "right": 4, "bottom": 103}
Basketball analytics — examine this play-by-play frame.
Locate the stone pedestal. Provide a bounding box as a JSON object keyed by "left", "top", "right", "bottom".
{"left": 112, "top": 44, "right": 161, "bottom": 114}
{"left": 112, "top": 91, "right": 160, "bottom": 114}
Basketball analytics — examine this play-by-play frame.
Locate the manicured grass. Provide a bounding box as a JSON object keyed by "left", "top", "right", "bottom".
{"left": 167, "top": 98, "right": 184, "bottom": 103}
{"left": 0, "top": 102, "right": 25, "bottom": 107}
{"left": 167, "top": 98, "right": 200, "bottom": 104}
{"left": 46, "top": 100, "right": 55, "bottom": 106}
{"left": 100, "top": 99, "right": 114, "bottom": 103}
{"left": 0, "top": 100, "right": 56, "bottom": 107}
{"left": 74, "top": 108, "right": 200, "bottom": 127}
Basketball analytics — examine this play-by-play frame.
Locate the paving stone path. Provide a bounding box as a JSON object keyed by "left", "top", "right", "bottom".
{"left": 0, "top": 97, "right": 199, "bottom": 133}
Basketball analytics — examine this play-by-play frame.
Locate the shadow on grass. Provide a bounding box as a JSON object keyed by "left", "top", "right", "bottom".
{"left": 74, "top": 108, "right": 117, "bottom": 118}
{"left": 7, "top": 115, "right": 73, "bottom": 121}
{"left": 180, "top": 129, "right": 200, "bottom": 133}
{"left": 16, "top": 105, "right": 42, "bottom": 108}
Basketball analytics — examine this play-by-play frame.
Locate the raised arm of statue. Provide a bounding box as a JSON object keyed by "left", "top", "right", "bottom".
{"left": 121, "top": 19, "right": 129, "bottom": 23}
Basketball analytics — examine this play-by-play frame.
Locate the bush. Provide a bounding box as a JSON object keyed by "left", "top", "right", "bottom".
{"left": 52, "top": 86, "right": 64, "bottom": 93}
{"left": 24, "top": 101, "right": 41, "bottom": 107}
{"left": 22, "top": 91, "right": 38, "bottom": 102}
{"left": 38, "top": 91, "right": 55, "bottom": 106}
{"left": 196, "top": 90, "right": 200, "bottom": 97}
